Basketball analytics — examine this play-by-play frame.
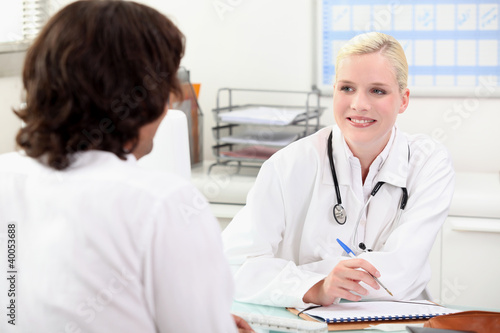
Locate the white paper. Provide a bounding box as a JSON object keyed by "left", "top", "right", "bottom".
{"left": 219, "top": 130, "right": 299, "bottom": 147}
{"left": 297, "top": 300, "right": 460, "bottom": 323}
{"left": 218, "top": 107, "right": 316, "bottom": 126}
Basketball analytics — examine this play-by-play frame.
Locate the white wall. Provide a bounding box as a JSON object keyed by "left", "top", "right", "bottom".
{"left": 398, "top": 97, "right": 500, "bottom": 173}
{"left": 0, "top": 76, "right": 23, "bottom": 153}
{"left": 0, "top": 0, "right": 499, "bottom": 173}
{"left": 144, "top": 0, "right": 500, "bottom": 173}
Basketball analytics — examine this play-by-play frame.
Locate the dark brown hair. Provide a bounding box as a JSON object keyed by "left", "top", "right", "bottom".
{"left": 15, "top": 0, "right": 185, "bottom": 170}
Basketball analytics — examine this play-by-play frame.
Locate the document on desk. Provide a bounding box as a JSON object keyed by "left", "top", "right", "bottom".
{"left": 295, "top": 300, "right": 460, "bottom": 324}
{"left": 218, "top": 107, "right": 317, "bottom": 126}
{"left": 219, "top": 145, "right": 279, "bottom": 160}
{"left": 220, "top": 130, "right": 299, "bottom": 146}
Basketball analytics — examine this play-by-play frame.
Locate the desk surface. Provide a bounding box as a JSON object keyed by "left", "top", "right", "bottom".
{"left": 232, "top": 301, "right": 498, "bottom": 333}
{"left": 231, "top": 301, "right": 411, "bottom": 333}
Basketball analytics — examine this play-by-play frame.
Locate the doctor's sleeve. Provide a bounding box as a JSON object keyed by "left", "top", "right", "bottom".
{"left": 360, "top": 143, "right": 455, "bottom": 301}
{"left": 222, "top": 157, "right": 325, "bottom": 308}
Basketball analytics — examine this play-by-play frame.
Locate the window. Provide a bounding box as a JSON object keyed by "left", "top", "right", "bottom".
{"left": 0, "top": 0, "right": 50, "bottom": 76}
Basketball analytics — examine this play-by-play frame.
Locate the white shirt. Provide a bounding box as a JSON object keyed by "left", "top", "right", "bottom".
{"left": 345, "top": 126, "right": 395, "bottom": 203}
{"left": 222, "top": 126, "right": 455, "bottom": 308}
{"left": 0, "top": 151, "right": 237, "bottom": 333}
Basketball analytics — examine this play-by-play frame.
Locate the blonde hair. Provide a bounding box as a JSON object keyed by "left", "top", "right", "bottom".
{"left": 335, "top": 32, "right": 408, "bottom": 91}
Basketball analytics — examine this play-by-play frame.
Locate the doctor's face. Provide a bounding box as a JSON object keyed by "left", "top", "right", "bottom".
{"left": 333, "top": 52, "right": 409, "bottom": 155}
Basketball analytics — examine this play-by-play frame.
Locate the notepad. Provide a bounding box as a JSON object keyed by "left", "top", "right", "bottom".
{"left": 296, "top": 300, "right": 460, "bottom": 324}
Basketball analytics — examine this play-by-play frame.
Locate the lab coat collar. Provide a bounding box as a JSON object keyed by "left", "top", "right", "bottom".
{"left": 323, "top": 126, "right": 408, "bottom": 188}
{"left": 373, "top": 127, "right": 409, "bottom": 188}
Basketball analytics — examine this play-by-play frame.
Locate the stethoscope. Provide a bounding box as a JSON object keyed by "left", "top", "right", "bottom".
{"left": 327, "top": 131, "right": 409, "bottom": 253}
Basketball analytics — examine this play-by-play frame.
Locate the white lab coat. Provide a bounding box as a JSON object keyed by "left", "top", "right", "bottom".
{"left": 222, "top": 126, "right": 455, "bottom": 308}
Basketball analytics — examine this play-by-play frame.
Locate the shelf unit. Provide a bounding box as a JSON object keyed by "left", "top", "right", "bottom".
{"left": 210, "top": 88, "right": 324, "bottom": 173}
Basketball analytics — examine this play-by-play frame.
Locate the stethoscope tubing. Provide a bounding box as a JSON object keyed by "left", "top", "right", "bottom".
{"left": 327, "top": 130, "right": 409, "bottom": 253}
{"left": 327, "top": 131, "right": 348, "bottom": 225}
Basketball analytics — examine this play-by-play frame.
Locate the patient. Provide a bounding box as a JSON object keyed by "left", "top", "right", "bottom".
{"left": 0, "top": 1, "right": 251, "bottom": 332}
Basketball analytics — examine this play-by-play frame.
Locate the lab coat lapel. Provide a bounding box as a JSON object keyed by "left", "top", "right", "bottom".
{"left": 365, "top": 129, "right": 409, "bottom": 251}
{"left": 374, "top": 128, "right": 409, "bottom": 188}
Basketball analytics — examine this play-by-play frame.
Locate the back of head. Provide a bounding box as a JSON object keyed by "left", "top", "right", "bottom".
{"left": 16, "top": 0, "right": 185, "bottom": 170}
{"left": 335, "top": 32, "right": 408, "bottom": 91}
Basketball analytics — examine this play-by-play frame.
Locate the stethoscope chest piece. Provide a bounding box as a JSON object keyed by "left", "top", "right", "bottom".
{"left": 328, "top": 131, "right": 348, "bottom": 225}
{"left": 333, "top": 203, "right": 347, "bottom": 225}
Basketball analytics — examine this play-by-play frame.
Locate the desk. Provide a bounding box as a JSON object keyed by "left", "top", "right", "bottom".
{"left": 232, "top": 301, "right": 498, "bottom": 333}
{"left": 231, "top": 301, "right": 407, "bottom": 333}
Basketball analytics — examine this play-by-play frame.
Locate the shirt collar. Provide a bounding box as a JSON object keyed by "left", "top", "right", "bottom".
{"left": 67, "top": 150, "right": 137, "bottom": 170}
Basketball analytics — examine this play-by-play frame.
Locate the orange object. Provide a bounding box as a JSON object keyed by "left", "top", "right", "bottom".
{"left": 192, "top": 83, "right": 201, "bottom": 98}
{"left": 167, "top": 81, "right": 202, "bottom": 165}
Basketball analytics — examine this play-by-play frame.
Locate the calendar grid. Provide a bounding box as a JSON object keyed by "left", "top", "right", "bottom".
{"left": 320, "top": 0, "right": 500, "bottom": 93}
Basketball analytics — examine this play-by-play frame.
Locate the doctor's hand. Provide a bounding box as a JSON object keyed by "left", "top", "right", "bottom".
{"left": 232, "top": 314, "right": 255, "bottom": 333}
{"left": 302, "top": 258, "right": 381, "bottom": 306}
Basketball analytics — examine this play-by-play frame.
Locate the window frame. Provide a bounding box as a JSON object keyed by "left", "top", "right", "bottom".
{"left": 0, "top": 0, "right": 51, "bottom": 77}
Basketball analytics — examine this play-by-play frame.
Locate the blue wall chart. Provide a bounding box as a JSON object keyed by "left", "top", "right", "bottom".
{"left": 316, "top": 0, "right": 500, "bottom": 96}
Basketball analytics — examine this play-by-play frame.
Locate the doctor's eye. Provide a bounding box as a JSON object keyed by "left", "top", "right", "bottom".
{"left": 339, "top": 86, "right": 354, "bottom": 93}
{"left": 372, "top": 88, "right": 386, "bottom": 95}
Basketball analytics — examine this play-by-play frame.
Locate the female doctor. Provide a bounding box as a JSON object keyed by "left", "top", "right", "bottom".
{"left": 222, "top": 32, "right": 455, "bottom": 308}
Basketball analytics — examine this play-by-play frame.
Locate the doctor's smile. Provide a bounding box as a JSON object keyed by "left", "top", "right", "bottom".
{"left": 347, "top": 116, "right": 376, "bottom": 127}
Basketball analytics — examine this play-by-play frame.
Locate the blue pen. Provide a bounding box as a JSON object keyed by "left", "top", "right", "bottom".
{"left": 336, "top": 238, "right": 393, "bottom": 296}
